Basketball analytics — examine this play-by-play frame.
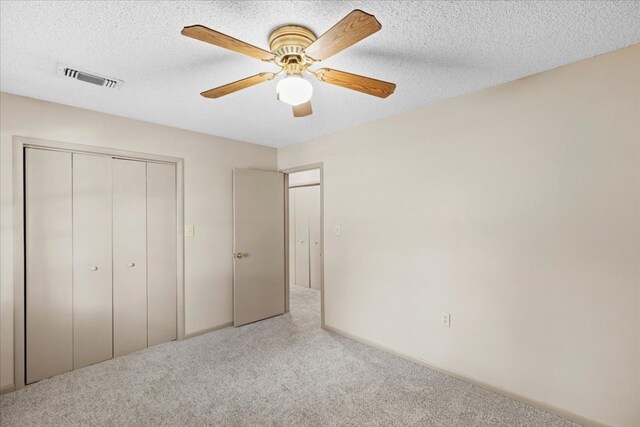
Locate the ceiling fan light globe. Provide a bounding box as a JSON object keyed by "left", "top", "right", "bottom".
{"left": 276, "top": 75, "right": 313, "bottom": 106}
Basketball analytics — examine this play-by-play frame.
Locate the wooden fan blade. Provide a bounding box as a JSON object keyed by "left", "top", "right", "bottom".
{"left": 201, "top": 72, "right": 275, "bottom": 98}
{"left": 315, "top": 68, "right": 395, "bottom": 98}
{"left": 182, "top": 25, "right": 275, "bottom": 61}
{"left": 303, "top": 10, "right": 381, "bottom": 61}
{"left": 293, "top": 101, "right": 313, "bottom": 117}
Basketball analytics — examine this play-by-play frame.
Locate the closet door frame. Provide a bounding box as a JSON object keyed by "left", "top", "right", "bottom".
{"left": 12, "top": 136, "right": 185, "bottom": 391}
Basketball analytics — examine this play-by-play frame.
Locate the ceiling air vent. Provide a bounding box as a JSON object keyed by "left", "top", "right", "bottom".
{"left": 57, "top": 64, "right": 123, "bottom": 89}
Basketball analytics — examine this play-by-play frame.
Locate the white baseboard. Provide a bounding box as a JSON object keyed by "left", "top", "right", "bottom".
{"left": 0, "top": 384, "right": 16, "bottom": 395}
{"left": 322, "top": 324, "right": 608, "bottom": 427}
{"left": 184, "top": 321, "right": 233, "bottom": 339}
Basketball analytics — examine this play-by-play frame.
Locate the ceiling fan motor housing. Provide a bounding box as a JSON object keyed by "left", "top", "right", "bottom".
{"left": 268, "top": 25, "right": 317, "bottom": 71}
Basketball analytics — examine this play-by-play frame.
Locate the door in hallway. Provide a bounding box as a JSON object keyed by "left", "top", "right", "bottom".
{"left": 293, "top": 186, "right": 310, "bottom": 288}
{"left": 289, "top": 184, "right": 321, "bottom": 290}
{"left": 307, "top": 185, "right": 321, "bottom": 290}
{"left": 233, "top": 168, "right": 285, "bottom": 326}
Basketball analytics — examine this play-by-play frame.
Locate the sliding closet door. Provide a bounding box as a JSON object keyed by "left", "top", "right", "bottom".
{"left": 113, "top": 159, "right": 148, "bottom": 357}
{"left": 73, "top": 153, "right": 114, "bottom": 369}
{"left": 308, "top": 185, "right": 321, "bottom": 290}
{"left": 26, "top": 148, "right": 73, "bottom": 384}
{"left": 147, "top": 162, "right": 177, "bottom": 346}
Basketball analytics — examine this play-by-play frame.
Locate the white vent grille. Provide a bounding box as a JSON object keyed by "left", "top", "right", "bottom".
{"left": 57, "top": 64, "right": 123, "bottom": 89}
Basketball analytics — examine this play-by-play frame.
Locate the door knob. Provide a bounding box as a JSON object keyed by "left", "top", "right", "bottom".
{"left": 235, "top": 252, "right": 248, "bottom": 259}
{"left": 128, "top": 262, "right": 135, "bottom": 268}
{"left": 89, "top": 266, "right": 98, "bottom": 272}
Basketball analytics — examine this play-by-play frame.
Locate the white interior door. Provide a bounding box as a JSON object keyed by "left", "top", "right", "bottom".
{"left": 233, "top": 169, "right": 285, "bottom": 326}
{"left": 288, "top": 188, "right": 296, "bottom": 288}
{"left": 294, "top": 187, "right": 310, "bottom": 288}
{"left": 113, "top": 159, "right": 148, "bottom": 356}
{"left": 26, "top": 148, "right": 73, "bottom": 384}
{"left": 72, "top": 153, "right": 113, "bottom": 369}
{"left": 147, "top": 162, "right": 177, "bottom": 346}
{"left": 308, "top": 185, "right": 322, "bottom": 290}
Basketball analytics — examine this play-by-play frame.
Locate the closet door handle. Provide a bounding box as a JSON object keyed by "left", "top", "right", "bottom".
{"left": 89, "top": 266, "right": 98, "bottom": 272}
{"left": 128, "top": 262, "right": 135, "bottom": 268}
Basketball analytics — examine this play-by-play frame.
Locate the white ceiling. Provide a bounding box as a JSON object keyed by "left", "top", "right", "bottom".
{"left": 1, "top": 1, "right": 639, "bottom": 147}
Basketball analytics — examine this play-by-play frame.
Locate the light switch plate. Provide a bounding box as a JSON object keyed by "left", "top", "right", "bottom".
{"left": 442, "top": 313, "right": 451, "bottom": 327}
{"left": 185, "top": 224, "right": 195, "bottom": 237}
{"left": 334, "top": 225, "right": 341, "bottom": 236}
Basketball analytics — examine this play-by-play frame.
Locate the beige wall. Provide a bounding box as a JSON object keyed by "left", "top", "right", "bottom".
{"left": 0, "top": 93, "right": 277, "bottom": 389}
{"left": 278, "top": 45, "right": 640, "bottom": 427}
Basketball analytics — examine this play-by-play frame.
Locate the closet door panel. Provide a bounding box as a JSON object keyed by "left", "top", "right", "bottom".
{"left": 72, "top": 153, "right": 113, "bottom": 369}
{"left": 288, "top": 189, "right": 296, "bottom": 289}
{"left": 147, "top": 162, "right": 177, "bottom": 347}
{"left": 26, "top": 148, "right": 73, "bottom": 384}
{"left": 113, "top": 159, "right": 148, "bottom": 357}
{"left": 308, "top": 185, "right": 322, "bottom": 290}
{"left": 294, "top": 187, "right": 310, "bottom": 288}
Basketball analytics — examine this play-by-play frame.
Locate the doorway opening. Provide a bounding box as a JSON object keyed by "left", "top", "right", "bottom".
{"left": 283, "top": 165, "right": 324, "bottom": 326}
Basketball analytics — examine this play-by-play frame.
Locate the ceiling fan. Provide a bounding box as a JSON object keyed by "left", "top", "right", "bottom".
{"left": 181, "top": 9, "right": 396, "bottom": 117}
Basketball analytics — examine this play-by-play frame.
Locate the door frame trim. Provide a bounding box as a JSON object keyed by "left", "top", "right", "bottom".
{"left": 280, "top": 163, "right": 324, "bottom": 327}
{"left": 12, "top": 136, "right": 186, "bottom": 390}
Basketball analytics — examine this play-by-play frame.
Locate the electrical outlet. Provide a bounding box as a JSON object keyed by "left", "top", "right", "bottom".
{"left": 441, "top": 313, "right": 451, "bottom": 327}
{"left": 334, "top": 225, "right": 341, "bottom": 236}
{"left": 185, "top": 224, "right": 195, "bottom": 237}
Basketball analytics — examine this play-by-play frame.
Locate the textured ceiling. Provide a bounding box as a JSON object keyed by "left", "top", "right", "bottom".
{"left": 1, "top": 1, "right": 639, "bottom": 147}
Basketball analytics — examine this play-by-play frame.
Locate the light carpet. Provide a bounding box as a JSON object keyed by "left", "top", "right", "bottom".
{"left": 0, "top": 286, "right": 577, "bottom": 426}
